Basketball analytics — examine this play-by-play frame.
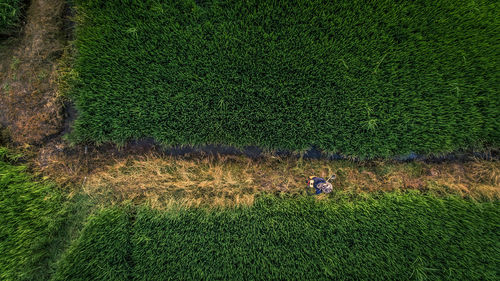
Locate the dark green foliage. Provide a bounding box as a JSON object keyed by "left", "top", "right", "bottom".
{"left": 51, "top": 208, "right": 133, "bottom": 281}
{"left": 71, "top": 0, "right": 499, "bottom": 158}
{"left": 0, "top": 0, "right": 24, "bottom": 34}
{"left": 0, "top": 126, "right": 9, "bottom": 145}
{"left": 54, "top": 194, "right": 500, "bottom": 280}
{"left": 0, "top": 148, "right": 65, "bottom": 281}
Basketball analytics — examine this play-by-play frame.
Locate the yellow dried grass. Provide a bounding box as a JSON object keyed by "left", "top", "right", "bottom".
{"left": 35, "top": 147, "right": 500, "bottom": 208}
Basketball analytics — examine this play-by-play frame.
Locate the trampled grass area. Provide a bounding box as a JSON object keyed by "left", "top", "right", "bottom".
{"left": 0, "top": 0, "right": 24, "bottom": 34}
{"left": 53, "top": 194, "right": 499, "bottom": 281}
{"left": 70, "top": 0, "right": 499, "bottom": 158}
{"left": 78, "top": 153, "right": 500, "bottom": 208}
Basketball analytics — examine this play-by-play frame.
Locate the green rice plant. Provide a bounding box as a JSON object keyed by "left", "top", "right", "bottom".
{"left": 0, "top": 0, "right": 24, "bottom": 34}
{"left": 51, "top": 207, "right": 133, "bottom": 281}
{"left": 54, "top": 193, "right": 500, "bottom": 280}
{"left": 69, "top": 0, "right": 500, "bottom": 158}
{"left": 0, "top": 148, "right": 65, "bottom": 281}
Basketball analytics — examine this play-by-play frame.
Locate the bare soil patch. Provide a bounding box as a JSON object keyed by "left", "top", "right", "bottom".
{"left": 0, "top": 0, "right": 67, "bottom": 144}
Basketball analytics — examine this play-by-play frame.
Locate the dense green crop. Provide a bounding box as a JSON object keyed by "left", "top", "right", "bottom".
{"left": 0, "top": 148, "right": 65, "bottom": 281}
{"left": 54, "top": 194, "right": 499, "bottom": 280}
{"left": 52, "top": 208, "right": 133, "bottom": 281}
{"left": 0, "top": 0, "right": 24, "bottom": 34}
{"left": 71, "top": 0, "right": 499, "bottom": 157}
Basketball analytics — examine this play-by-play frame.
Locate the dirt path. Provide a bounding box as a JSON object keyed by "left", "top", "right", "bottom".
{"left": 0, "top": 0, "right": 67, "bottom": 144}
{"left": 32, "top": 142, "right": 499, "bottom": 208}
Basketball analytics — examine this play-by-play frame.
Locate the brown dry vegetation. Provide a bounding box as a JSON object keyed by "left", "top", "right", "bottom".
{"left": 0, "top": 0, "right": 67, "bottom": 144}
{"left": 33, "top": 142, "right": 500, "bottom": 208}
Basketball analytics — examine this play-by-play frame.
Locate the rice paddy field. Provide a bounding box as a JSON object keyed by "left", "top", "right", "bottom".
{"left": 1, "top": 147, "right": 499, "bottom": 280}
{"left": 54, "top": 195, "right": 500, "bottom": 281}
{"left": 1, "top": 0, "right": 499, "bottom": 280}
{"left": 70, "top": 0, "right": 499, "bottom": 158}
